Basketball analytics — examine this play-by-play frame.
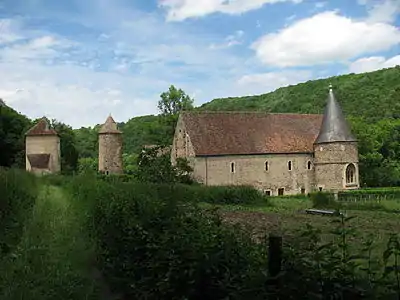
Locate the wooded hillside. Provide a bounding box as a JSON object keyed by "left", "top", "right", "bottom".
{"left": 199, "top": 67, "right": 400, "bottom": 121}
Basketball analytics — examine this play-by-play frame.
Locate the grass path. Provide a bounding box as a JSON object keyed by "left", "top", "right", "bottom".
{"left": 0, "top": 185, "right": 104, "bottom": 299}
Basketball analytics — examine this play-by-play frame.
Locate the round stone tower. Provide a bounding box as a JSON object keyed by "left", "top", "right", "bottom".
{"left": 313, "top": 85, "right": 360, "bottom": 192}
{"left": 98, "top": 115, "right": 123, "bottom": 174}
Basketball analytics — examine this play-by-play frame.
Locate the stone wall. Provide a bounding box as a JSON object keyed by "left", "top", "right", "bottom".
{"left": 191, "top": 154, "right": 315, "bottom": 196}
{"left": 313, "top": 142, "right": 359, "bottom": 191}
{"left": 98, "top": 133, "right": 123, "bottom": 174}
{"left": 171, "top": 116, "right": 196, "bottom": 165}
{"left": 25, "top": 135, "right": 61, "bottom": 174}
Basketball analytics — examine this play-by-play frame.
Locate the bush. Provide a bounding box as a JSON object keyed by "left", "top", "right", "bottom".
{"left": 189, "top": 185, "right": 269, "bottom": 205}
{"left": 0, "top": 168, "right": 38, "bottom": 254}
{"left": 66, "top": 177, "right": 269, "bottom": 299}
{"left": 310, "top": 191, "right": 339, "bottom": 209}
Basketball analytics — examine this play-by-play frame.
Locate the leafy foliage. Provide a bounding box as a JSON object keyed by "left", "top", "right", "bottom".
{"left": 135, "top": 145, "right": 193, "bottom": 184}
{"left": 0, "top": 106, "right": 31, "bottom": 168}
{"left": 0, "top": 168, "right": 37, "bottom": 255}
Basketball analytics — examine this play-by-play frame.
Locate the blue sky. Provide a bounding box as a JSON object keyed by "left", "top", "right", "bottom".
{"left": 0, "top": 0, "right": 399, "bottom": 128}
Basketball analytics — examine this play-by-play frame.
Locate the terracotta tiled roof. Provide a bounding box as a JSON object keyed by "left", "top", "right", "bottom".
{"left": 181, "top": 111, "right": 323, "bottom": 156}
{"left": 25, "top": 118, "right": 58, "bottom": 136}
{"left": 27, "top": 154, "right": 50, "bottom": 169}
{"left": 99, "top": 115, "right": 122, "bottom": 134}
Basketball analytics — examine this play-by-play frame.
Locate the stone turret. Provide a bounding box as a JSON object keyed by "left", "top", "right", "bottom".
{"left": 25, "top": 118, "right": 61, "bottom": 175}
{"left": 313, "top": 85, "right": 359, "bottom": 191}
{"left": 98, "top": 115, "right": 123, "bottom": 174}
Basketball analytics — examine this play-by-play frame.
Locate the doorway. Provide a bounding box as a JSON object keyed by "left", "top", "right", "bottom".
{"left": 278, "top": 188, "right": 284, "bottom": 196}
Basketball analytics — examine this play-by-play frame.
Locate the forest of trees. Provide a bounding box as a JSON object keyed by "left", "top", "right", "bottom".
{"left": 1, "top": 67, "right": 399, "bottom": 187}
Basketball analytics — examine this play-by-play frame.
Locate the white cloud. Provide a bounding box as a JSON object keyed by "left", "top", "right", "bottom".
{"left": 209, "top": 30, "right": 244, "bottom": 49}
{"left": 361, "top": 0, "right": 400, "bottom": 24}
{"left": 251, "top": 11, "right": 400, "bottom": 67}
{"left": 158, "top": 0, "right": 302, "bottom": 21}
{"left": 348, "top": 55, "right": 400, "bottom": 74}
{"left": 0, "top": 19, "right": 25, "bottom": 44}
{"left": 0, "top": 10, "right": 258, "bottom": 128}
{"left": 237, "top": 70, "right": 312, "bottom": 95}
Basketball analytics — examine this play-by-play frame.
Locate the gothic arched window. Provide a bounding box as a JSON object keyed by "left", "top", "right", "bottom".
{"left": 307, "top": 161, "right": 312, "bottom": 170}
{"left": 345, "top": 164, "right": 356, "bottom": 184}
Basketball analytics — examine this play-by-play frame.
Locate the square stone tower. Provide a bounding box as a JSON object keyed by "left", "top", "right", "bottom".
{"left": 98, "top": 115, "right": 123, "bottom": 174}
{"left": 25, "top": 118, "right": 61, "bottom": 175}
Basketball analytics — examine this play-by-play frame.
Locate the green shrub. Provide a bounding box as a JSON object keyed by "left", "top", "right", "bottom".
{"left": 310, "top": 192, "right": 339, "bottom": 209}
{"left": 66, "top": 177, "right": 269, "bottom": 299}
{"left": 0, "top": 168, "right": 38, "bottom": 254}
{"left": 40, "top": 174, "right": 70, "bottom": 187}
{"left": 190, "top": 185, "right": 269, "bottom": 205}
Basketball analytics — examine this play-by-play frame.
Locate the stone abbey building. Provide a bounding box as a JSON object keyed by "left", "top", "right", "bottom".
{"left": 171, "top": 87, "right": 360, "bottom": 195}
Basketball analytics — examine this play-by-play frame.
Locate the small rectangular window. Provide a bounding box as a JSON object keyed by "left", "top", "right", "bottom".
{"left": 265, "top": 190, "right": 271, "bottom": 196}
{"left": 265, "top": 161, "right": 269, "bottom": 171}
{"left": 301, "top": 188, "right": 306, "bottom": 194}
{"left": 230, "top": 162, "right": 235, "bottom": 173}
{"left": 278, "top": 188, "right": 284, "bottom": 196}
{"left": 288, "top": 161, "right": 292, "bottom": 171}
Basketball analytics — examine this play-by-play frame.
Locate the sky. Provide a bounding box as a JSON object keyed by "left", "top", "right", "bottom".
{"left": 0, "top": 0, "right": 399, "bottom": 128}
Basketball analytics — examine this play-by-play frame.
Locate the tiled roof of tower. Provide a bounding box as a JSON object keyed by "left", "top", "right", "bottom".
{"left": 27, "top": 154, "right": 50, "bottom": 169}
{"left": 181, "top": 111, "right": 323, "bottom": 156}
{"left": 99, "top": 115, "right": 122, "bottom": 134}
{"left": 25, "top": 118, "right": 58, "bottom": 136}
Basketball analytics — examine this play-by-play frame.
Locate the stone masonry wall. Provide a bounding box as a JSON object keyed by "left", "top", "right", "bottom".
{"left": 171, "top": 116, "right": 196, "bottom": 165}
{"left": 98, "top": 133, "right": 123, "bottom": 174}
{"left": 313, "top": 142, "right": 359, "bottom": 191}
{"left": 26, "top": 135, "right": 61, "bottom": 174}
{"left": 192, "top": 154, "right": 315, "bottom": 196}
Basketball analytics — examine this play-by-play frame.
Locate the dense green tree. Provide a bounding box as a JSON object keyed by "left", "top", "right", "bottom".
{"left": 51, "top": 120, "right": 79, "bottom": 174}
{"left": 157, "top": 85, "right": 194, "bottom": 144}
{"left": 135, "top": 146, "right": 193, "bottom": 184}
{"left": 77, "top": 157, "right": 98, "bottom": 174}
{"left": 0, "top": 105, "right": 31, "bottom": 168}
{"left": 74, "top": 126, "right": 99, "bottom": 158}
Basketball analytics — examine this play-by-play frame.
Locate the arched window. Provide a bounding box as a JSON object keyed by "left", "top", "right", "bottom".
{"left": 307, "top": 161, "right": 312, "bottom": 170}
{"left": 265, "top": 161, "right": 269, "bottom": 171}
{"left": 288, "top": 161, "right": 292, "bottom": 171}
{"left": 345, "top": 164, "right": 356, "bottom": 184}
{"left": 230, "top": 162, "right": 235, "bottom": 173}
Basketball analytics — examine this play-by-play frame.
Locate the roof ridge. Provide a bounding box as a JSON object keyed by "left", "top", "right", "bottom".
{"left": 185, "top": 110, "right": 322, "bottom": 116}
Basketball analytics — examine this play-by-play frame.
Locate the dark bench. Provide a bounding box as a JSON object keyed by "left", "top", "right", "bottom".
{"left": 305, "top": 209, "right": 344, "bottom": 216}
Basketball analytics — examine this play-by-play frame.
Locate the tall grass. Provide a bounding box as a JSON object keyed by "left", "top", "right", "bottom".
{"left": 0, "top": 168, "right": 37, "bottom": 254}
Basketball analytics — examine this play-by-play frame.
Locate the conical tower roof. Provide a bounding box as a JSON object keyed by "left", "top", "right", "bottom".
{"left": 25, "top": 118, "right": 58, "bottom": 136}
{"left": 314, "top": 85, "right": 356, "bottom": 144}
{"left": 99, "top": 114, "right": 121, "bottom": 134}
